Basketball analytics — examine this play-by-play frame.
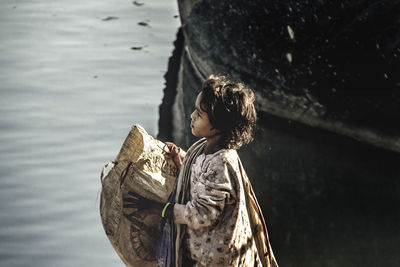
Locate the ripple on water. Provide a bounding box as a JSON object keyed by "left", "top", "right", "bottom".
{"left": 0, "top": 0, "right": 179, "bottom": 266}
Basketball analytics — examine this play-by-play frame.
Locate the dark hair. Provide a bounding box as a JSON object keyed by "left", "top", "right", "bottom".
{"left": 199, "top": 75, "right": 257, "bottom": 149}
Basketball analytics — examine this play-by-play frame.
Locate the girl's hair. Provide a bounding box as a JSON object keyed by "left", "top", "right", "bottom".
{"left": 199, "top": 75, "right": 257, "bottom": 149}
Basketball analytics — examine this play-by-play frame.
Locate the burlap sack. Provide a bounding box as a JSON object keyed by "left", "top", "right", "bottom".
{"left": 100, "top": 125, "right": 178, "bottom": 267}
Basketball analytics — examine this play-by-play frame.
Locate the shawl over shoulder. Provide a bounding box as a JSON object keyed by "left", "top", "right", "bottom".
{"left": 157, "top": 138, "right": 278, "bottom": 267}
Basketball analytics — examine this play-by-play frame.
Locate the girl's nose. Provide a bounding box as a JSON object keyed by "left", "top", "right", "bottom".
{"left": 190, "top": 111, "right": 194, "bottom": 120}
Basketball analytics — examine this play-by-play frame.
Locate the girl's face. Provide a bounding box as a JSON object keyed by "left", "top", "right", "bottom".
{"left": 190, "top": 92, "right": 218, "bottom": 138}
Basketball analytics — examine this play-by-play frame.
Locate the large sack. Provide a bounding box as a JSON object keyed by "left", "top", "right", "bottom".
{"left": 99, "top": 125, "right": 178, "bottom": 267}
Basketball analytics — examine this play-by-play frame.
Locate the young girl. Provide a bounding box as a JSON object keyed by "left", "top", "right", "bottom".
{"left": 158, "top": 75, "right": 278, "bottom": 267}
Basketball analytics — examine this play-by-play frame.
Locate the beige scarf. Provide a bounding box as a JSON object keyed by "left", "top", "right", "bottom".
{"left": 173, "top": 137, "right": 207, "bottom": 267}
{"left": 238, "top": 157, "right": 279, "bottom": 267}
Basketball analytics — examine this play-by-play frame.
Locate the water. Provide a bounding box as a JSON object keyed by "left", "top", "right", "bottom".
{"left": 0, "top": 1, "right": 180, "bottom": 266}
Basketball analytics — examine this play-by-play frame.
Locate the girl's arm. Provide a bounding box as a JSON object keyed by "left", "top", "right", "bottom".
{"left": 173, "top": 156, "right": 234, "bottom": 229}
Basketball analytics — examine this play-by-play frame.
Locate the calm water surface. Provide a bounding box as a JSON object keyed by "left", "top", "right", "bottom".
{"left": 0, "top": 0, "right": 179, "bottom": 266}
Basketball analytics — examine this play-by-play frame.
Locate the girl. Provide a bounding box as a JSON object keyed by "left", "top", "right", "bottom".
{"left": 158, "top": 75, "right": 278, "bottom": 267}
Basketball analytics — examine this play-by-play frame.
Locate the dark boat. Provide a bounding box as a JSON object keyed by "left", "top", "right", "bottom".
{"left": 158, "top": 1, "right": 400, "bottom": 266}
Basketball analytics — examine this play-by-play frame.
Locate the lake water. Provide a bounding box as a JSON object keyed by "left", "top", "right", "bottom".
{"left": 0, "top": 0, "right": 180, "bottom": 266}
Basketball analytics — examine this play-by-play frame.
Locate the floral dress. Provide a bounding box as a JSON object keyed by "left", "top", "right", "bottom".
{"left": 174, "top": 148, "right": 261, "bottom": 266}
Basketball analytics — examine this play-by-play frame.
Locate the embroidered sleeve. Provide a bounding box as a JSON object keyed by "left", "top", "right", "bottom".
{"left": 181, "top": 156, "right": 235, "bottom": 229}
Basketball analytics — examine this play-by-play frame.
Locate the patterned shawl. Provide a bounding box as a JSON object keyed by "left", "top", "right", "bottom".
{"left": 157, "top": 137, "right": 278, "bottom": 267}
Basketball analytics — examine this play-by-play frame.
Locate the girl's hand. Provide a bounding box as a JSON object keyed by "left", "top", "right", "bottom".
{"left": 163, "top": 142, "right": 183, "bottom": 170}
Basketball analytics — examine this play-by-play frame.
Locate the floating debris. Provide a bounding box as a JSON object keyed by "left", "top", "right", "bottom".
{"left": 133, "top": 1, "right": 144, "bottom": 6}
{"left": 102, "top": 16, "right": 119, "bottom": 21}
{"left": 383, "top": 73, "right": 388, "bottom": 79}
{"left": 174, "top": 15, "right": 179, "bottom": 18}
{"left": 286, "top": 52, "right": 293, "bottom": 63}
{"left": 287, "top": 25, "right": 295, "bottom": 40}
{"left": 94, "top": 75, "right": 98, "bottom": 79}
{"left": 131, "top": 46, "right": 143, "bottom": 50}
{"left": 138, "top": 21, "right": 149, "bottom": 26}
